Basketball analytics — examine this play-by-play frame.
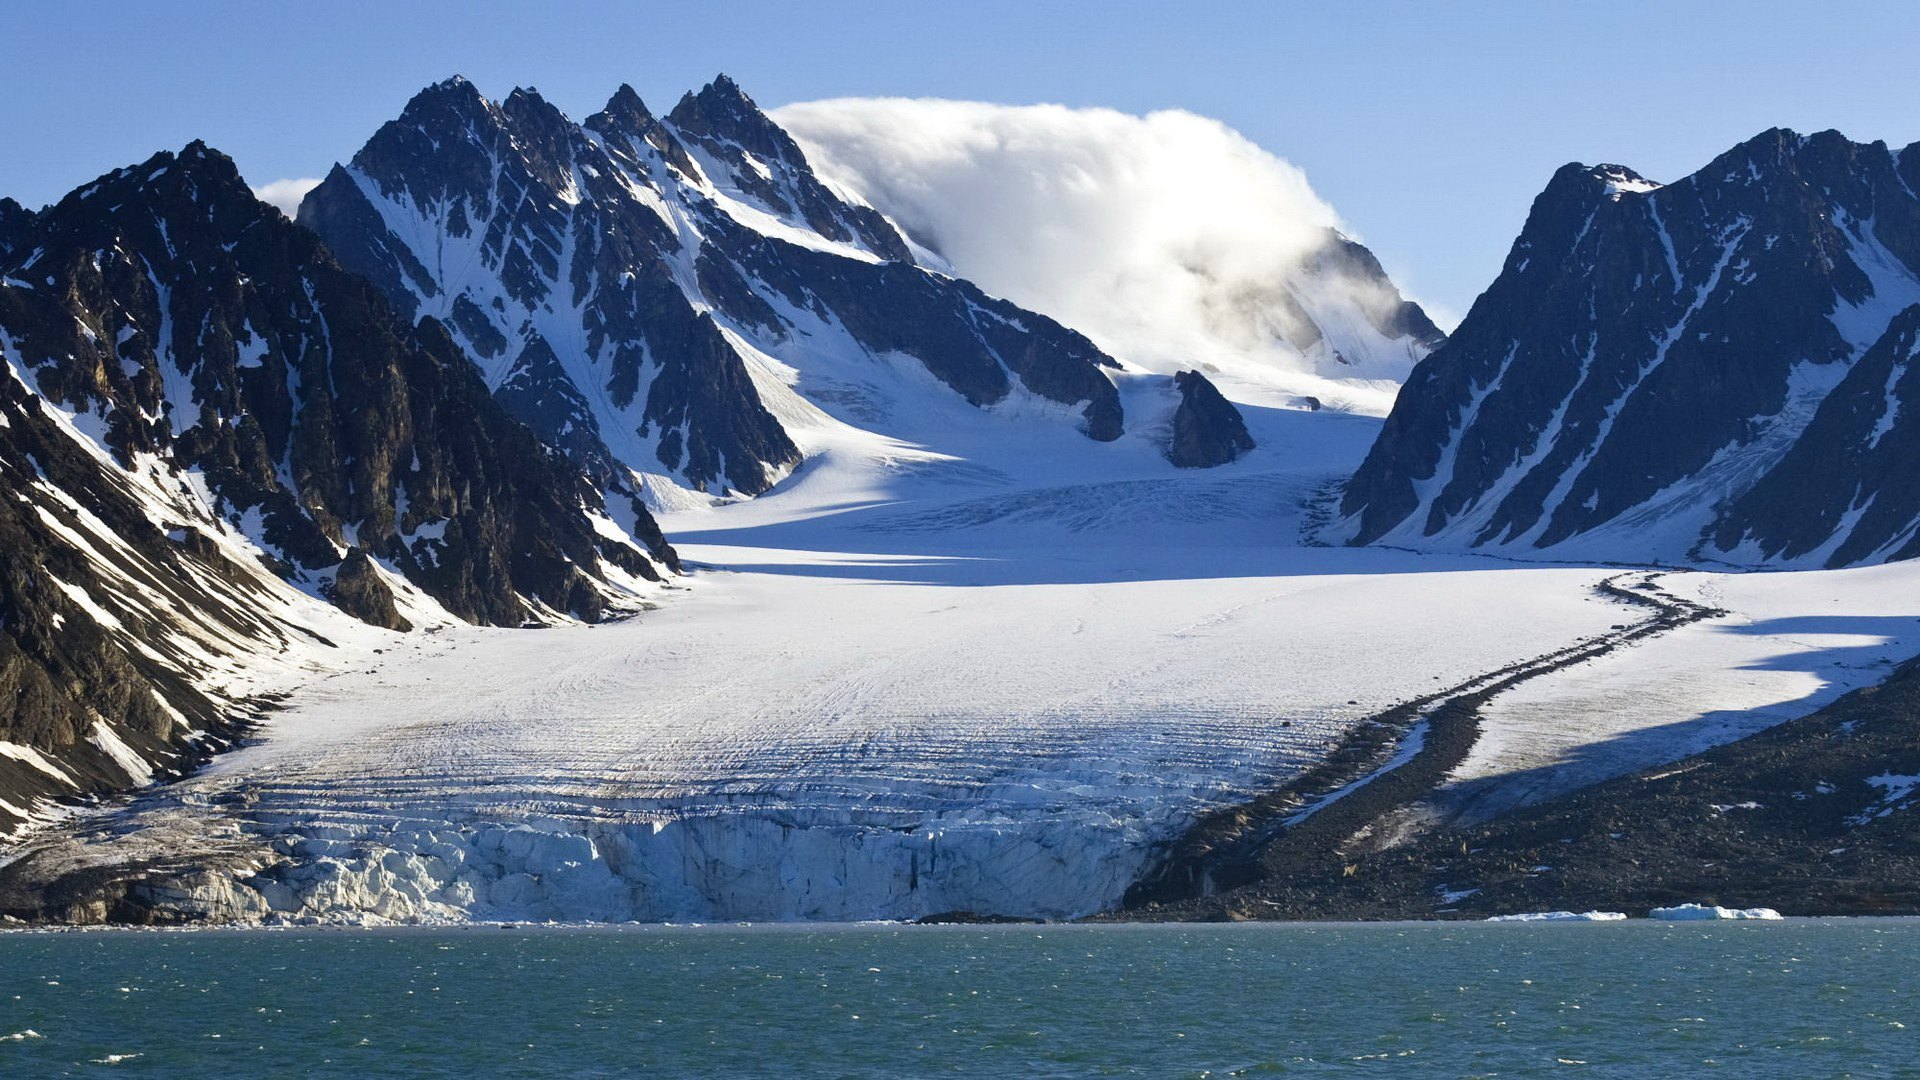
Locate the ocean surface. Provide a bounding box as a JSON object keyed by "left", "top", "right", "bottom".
{"left": 1, "top": 920, "right": 1913, "bottom": 1077}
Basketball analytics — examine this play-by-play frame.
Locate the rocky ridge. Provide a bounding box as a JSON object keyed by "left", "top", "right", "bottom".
{"left": 1340, "top": 129, "right": 1920, "bottom": 567}
{"left": 299, "top": 75, "right": 1137, "bottom": 502}
{"left": 0, "top": 143, "right": 676, "bottom": 837}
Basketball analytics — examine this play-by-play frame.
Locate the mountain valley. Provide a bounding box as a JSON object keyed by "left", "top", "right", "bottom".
{"left": 3, "top": 81, "right": 1920, "bottom": 925}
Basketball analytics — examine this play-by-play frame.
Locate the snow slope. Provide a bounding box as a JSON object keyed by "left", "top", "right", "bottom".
{"left": 1437, "top": 561, "right": 1920, "bottom": 824}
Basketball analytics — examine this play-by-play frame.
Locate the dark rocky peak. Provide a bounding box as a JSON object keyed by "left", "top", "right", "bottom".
{"left": 586, "top": 84, "right": 697, "bottom": 179}
{"left": 346, "top": 76, "right": 516, "bottom": 209}
{"left": 22, "top": 143, "right": 290, "bottom": 286}
{"left": 500, "top": 85, "right": 575, "bottom": 147}
{"left": 1684, "top": 127, "right": 1906, "bottom": 217}
{"left": 668, "top": 74, "right": 787, "bottom": 159}
{"left": 672, "top": 73, "right": 768, "bottom": 141}
{"left": 498, "top": 86, "right": 587, "bottom": 194}
{"left": 0, "top": 197, "right": 34, "bottom": 257}
{"left": 394, "top": 74, "right": 494, "bottom": 130}
{"left": 667, "top": 75, "right": 910, "bottom": 261}
{"left": 1339, "top": 123, "right": 1920, "bottom": 564}
{"left": 594, "top": 83, "right": 655, "bottom": 133}
{"left": 1166, "top": 370, "right": 1254, "bottom": 468}
{"left": 1585, "top": 163, "right": 1660, "bottom": 200}
{"left": 1720, "top": 126, "right": 1811, "bottom": 171}
{"left": 1528, "top": 159, "right": 1647, "bottom": 212}
{"left": 57, "top": 141, "right": 253, "bottom": 213}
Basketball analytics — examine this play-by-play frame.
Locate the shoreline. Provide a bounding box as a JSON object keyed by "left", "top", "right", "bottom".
{"left": 7, "top": 913, "right": 1920, "bottom": 937}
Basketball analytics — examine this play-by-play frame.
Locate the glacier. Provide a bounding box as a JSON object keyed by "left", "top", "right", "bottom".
{"left": 13, "top": 371, "right": 1919, "bottom": 925}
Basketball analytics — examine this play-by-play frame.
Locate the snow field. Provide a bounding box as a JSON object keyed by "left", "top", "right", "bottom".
{"left": 1439, "top": 560, "right": 1920, "bottom": 823}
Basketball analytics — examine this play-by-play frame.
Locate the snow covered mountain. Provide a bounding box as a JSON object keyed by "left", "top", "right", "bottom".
{"left": 0, "top": 143, "right": 674, "bottom": 836}
{"left": 1337, "top": 128, "right": 1920, "bottom": 565}
{"left": 774, "top": 97, "right": 1446, "bottom": 413}
{"left": 298, "top": 76, "right": 1156, "bottom": 502}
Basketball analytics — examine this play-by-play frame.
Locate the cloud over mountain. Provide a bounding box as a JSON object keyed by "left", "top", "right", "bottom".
{"left": 775, "top": 98, "right": 1436, "bottom": 400}
{"left": 250, "top": 176, "right": 322, "bottom": 216}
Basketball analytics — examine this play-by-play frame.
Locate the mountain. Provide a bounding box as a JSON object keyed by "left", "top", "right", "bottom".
{"left": 770, "top": 97, "right": 1446, "bottom": 412}
{"left": 1289, "top": 232, "right": 1448, "bottom": 378}
{"left": 297, "top": 76, "right": 1137, "bottom": 503}
{"left": 0, "top": 143, "right": 675, "bottom": 837}
{"left": 1337, "top": 128, "right": 1920, "bottom": 565}
{"left": 0, "top": 197, "right": 29, "bottom": 258}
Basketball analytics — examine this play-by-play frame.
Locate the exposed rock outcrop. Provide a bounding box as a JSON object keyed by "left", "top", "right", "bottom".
{"left": 1166, "top": 370, "right": 1254, "bottom": 467}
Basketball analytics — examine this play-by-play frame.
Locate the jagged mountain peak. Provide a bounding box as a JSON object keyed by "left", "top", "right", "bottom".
{"left": 586, "top": 84, "right": 696, "bottom": 181}
{"left": 593, "top": 83, "right": 657, "bottom": 132}
{"left": 375, "top": 76, "right": 504, "bottom": 159}
{"left": 668, "top": 73, "right": 804, "bottom": 166}
{"left": 501, "top": 84, "right": 565, "bottom": 122}
{"left": 1581, "top": 163, "right": 1661, "bottom": 199}
{"left": 0, "top": 197, "right": 30, "bottom": 257}
{"left": 408, "top": 73, "right": 490, "bottom": 112}
{"left": 674, "top": 73, "right": 757, "bottom": 118}
{"left": 67, "top": 141, "right": 252, "bottom": 205}
{"left": 1339, "top": 124, "right": 1920, "bottom": 566}
{"left": 300, "top": 75, "right": 1137, "bottom": 505}
{"left": 26, "top": 143, "right": 305, "bottom": 281}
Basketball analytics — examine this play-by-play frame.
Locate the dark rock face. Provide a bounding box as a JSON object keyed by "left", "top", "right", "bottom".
{"left": 1166, "top": 371, "right": 1255, "bottom": 467}
{"left": 1712, "top": 304, "right": 1920, "bottom": 564}
{"left": 298, "top": 75, "right": 1126, "bottom": 498}
{"left": 0, "top": 196, "right": 30, "bottom": 258}
{"left": 0, "top": 327, "right": 270, "bottom": 838}
{"left": 323, "top": 551, "right": 410, "bottom": 632}
{"left": 667, "top": 75, "right": 913, "bottom": 264}
{"left": 299, "top": 77, "right": 800, "bottom": 498}
{"left": 1340, "top": 129, "right": 1920, "bottom": 566}
{"left": 0, "top": 143, "right": 676, "bottom": 835}
{"left": 0, "top": 143, "right": 669, "bottom": 624}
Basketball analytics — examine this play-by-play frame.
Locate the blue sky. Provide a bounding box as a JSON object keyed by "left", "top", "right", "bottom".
{"left": 5, "top": 1, "right": 1917, "bottom": 323}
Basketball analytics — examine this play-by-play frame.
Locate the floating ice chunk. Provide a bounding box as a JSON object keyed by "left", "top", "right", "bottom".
{"left": 1486, "top": 910, "right": 1627, "bottom": 922}
{"left": 1649, "top": 903, "right": 1783, "bottom": 920}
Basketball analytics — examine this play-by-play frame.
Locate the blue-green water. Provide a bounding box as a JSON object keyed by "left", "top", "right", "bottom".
{"left": 1, "top": 921, "right": 1914, "bottom": 1077}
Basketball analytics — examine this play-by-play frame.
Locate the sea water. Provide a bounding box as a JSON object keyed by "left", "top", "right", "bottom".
{"left": 1, "top": 920, "right": 1913, "bottom": 1077}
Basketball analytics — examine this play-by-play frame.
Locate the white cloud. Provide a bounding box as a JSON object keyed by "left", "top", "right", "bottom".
{"left": 773, "top": 98, "right": 1430, "bottom": 403}
{"left": 251, "top": 177, "right": 323, "bottom": 218}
